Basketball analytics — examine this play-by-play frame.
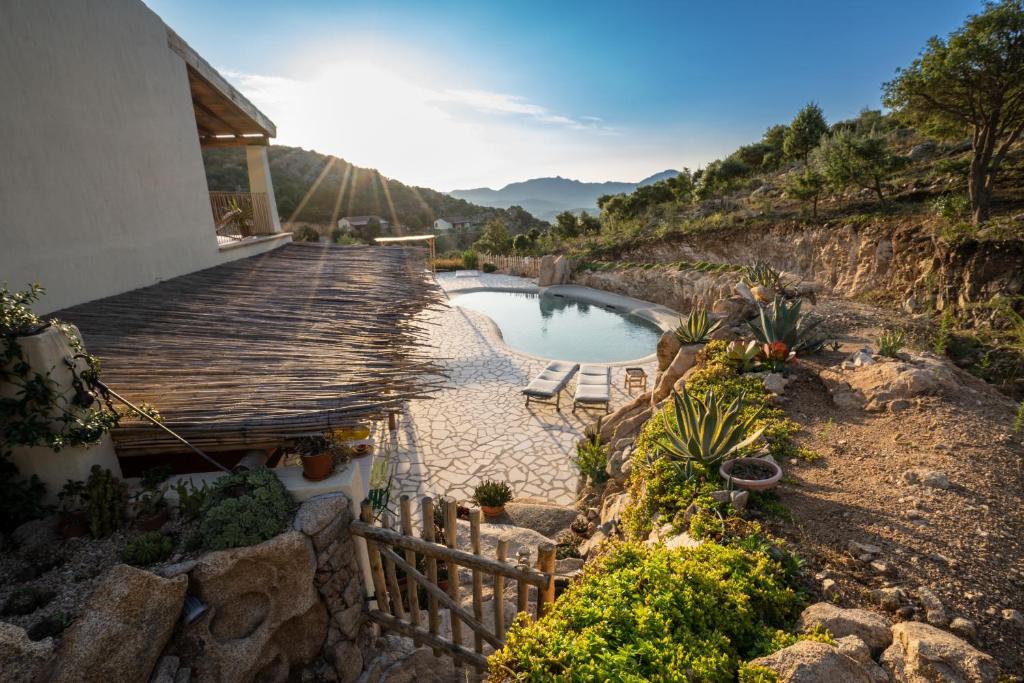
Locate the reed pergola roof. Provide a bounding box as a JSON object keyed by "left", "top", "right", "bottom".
{"left": 57, "top": 243, "right": 445, "bottom": 455}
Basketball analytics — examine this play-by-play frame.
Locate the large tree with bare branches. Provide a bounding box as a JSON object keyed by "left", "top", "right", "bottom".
{"left": 884, "top": 0, "right": 1024, "bottom": 224}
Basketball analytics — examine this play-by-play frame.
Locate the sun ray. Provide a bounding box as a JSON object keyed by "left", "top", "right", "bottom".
{"left": 285, "top": 155, "right": 336, "bottom": 227}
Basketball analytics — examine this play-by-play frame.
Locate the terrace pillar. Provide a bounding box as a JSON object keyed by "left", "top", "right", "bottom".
{"left": 246, "top": 145, "right": 282, "bottom": 233}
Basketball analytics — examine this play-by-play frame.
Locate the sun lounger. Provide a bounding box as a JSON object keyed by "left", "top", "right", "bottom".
{"left": 573, "top": 364, "right": 611, "bottom": 413}
{"left": 523, "top": 361, "right": 580, "bottom": 411}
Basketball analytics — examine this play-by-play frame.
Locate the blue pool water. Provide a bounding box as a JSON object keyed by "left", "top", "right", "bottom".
{"left": 451, "top": 290, "right": 662, "bottom": 363}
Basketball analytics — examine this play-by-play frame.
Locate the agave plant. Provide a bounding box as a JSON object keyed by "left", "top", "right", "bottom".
{"left": 674, "top": 307, "right": 722, "bottom": 344}
{"left": 724, "top": 340, "right": 760, "bottom": 372}
{"left": 743, "top": 260, "right": 782, "bottom": 291}
{"left": 655, "top": 387, "right": 765, "bottom": 481}
{"left": 748, "top": 297, "right": 824, "bottom": 352}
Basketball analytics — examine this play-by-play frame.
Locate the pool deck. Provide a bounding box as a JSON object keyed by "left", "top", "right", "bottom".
{"left": 386, "top": 272, "right": 672, "bottom": 507}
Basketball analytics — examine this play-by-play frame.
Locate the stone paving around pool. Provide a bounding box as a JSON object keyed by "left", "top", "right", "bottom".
{"left": 384, "top": 272, "right": 661, "bottom": 507}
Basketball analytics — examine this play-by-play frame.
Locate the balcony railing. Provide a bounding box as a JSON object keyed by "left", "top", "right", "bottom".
{"left": 210, "top": 191, "right": 275, "bottom": 244}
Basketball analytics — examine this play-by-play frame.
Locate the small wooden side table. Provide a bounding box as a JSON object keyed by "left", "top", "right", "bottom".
{"left": 624, "top": 367, "right": 647, "bottom": 395}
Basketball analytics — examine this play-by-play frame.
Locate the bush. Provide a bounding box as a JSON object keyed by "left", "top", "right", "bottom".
{"left": 291, "top": 225, "right": 320, "bottom": 242}
{"left": 489, "top": 542, "right": 803, "bottom": 682}
{"left": 198, "top": 468, "right": 295, "bottom": 550}
{"left": 573, "top": 429, "right": 609, "bottom": 485}
{"left": 122, "top": 531, "right": 174, "bottom": 566}
{"left": 2, "top": 586, "right": 54, "bottom": 616}
{"left": 461, "top": 250, "right": 479, "bottom": 269}
{"left": 85, "top": 465, "right": 126, "bottom": 538}
{"left": 471, "top": 479, "right": 513, "bottom": 507}
{"left": 172, "top": 479, "right": 208, "bottom": 522}
{"left": 433, "top": 257, "right": 464, "bottom": 272}
{"left": 482, "top": 263, "right": 497, "bottom": 273}
{"left": 931, "top": 193, "right": 970, "bottom": 222}
{"left": 877, "top": 329, "right": 906, "bottom": 357}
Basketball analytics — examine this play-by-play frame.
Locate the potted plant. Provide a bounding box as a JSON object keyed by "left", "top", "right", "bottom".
{"left": 133, "top": 486, "right": 169, "bottom": 531}
{"left": 719, "top": 457, "right": 783, "bottom": 491}
{"left": 294, "top": 435, "right": 334, "bottom": 481}
{"left": 472, "top": 480, "right": 513, "bottom": 519}
{"left": 57, "top": 479, "right": 89, "bottom": 538}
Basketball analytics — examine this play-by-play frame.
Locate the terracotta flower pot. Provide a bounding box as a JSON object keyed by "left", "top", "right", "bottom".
{"left": 59, "top": 511, "right": 89, "bottom": 539}
{"left": 301, "top": 451, "right": 335, "bottom": 481}
{"left": 352, "top": 443, "right": 373, "bottom": 458}
{"left": 137, "top": 507, "right": 170, "bottom": 531}
{"left": 719, "top": 458, "right": 783, "bottom": 491}
{"left": 480, "top": 505, "right": 506, "bottom": 519}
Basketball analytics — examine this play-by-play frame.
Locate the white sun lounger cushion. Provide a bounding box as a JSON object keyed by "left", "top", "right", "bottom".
{"left": 574, "top": 365, "right": 611, "bottom": 403}
{"left": 523, "top": 361, "right": 580, "bottom": 397}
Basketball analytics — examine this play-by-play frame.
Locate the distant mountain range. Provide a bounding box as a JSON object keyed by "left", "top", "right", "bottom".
{"left": 449, "top": 170, "right": 679, "bottom": 221}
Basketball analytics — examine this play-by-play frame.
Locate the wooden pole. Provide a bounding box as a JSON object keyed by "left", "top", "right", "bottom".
{"left": 444, "top": 500, "right": 463, "bottom": 650}
{"left": 516, "top": 548, "right": 531, "bottom": 618}
{"left": 494, "top": 539, "right": 508, "bottom": 637}
{"left": 537, "top": 543, "right": 556, "bottom": 619}
{"left": 470, "top": 509, "right": 484, "bottom": 656}
{"left": 361, "top": 500, "right": 391, "bottom": 615}
{"left": 421, "top": 497, "right": 440, "bottom": 655}
{"left": 399, "top": 496, "right": 420, "bottom": 627}
{"left": 381, "top": 512, "right": 405, "bottom": 621}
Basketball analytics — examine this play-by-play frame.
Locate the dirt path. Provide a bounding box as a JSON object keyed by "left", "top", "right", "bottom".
{"left": 761, "top": 298, "right": 1024, "bottom": 672}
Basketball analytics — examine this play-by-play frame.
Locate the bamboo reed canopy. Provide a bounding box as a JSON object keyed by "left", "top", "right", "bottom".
{"left": 56, "top": 243, "right": 445, "bottom": 455}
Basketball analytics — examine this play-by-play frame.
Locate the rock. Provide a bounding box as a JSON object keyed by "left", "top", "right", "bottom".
{"left": 870, "top": 561, "right": 894, "bottom": 576}
{"left": 842, "top": 348, "right": 876, "bottom": 369}
{"left": 821, "top": 579, "right": 840, "bottom": 600}
{"left": 293, "top": 493, "right": 351, "bottom": 537}
{"left": 375, "top": 646, "right": 458, "bottom": 683}
{"left": 1001, "top": 608, "right": 1024, "bottom": 627}
{"left": 712, "top": 296, "right": 758, "bottom": 324}
{"left": 501, "top": 501, "right": 578, "bottom": 538}
{"left": 763, "top": 373, "right": 787, "bottom": 395}
{"left": 873, "top": 587, "right": 906, "bottom": 612}
{"left": 750, "top": 284, "right": 775, "bottom": 302}
{"left": 552, "top": 256, "right": 572, "bottom": 285}
{"left": 325, "top": 640, "right": 362, "bottom": 683}
{"left": 599, "top": 492, "right": 631, "bottom": 526}
{"left": 50, "top": 564, "right": 187, "bottom": 683}
{"left": 880, "top": 621, "right": 998, "bottom": 683}
{"left": 663, "top": 531, "right": 701, "bottom": 550}
{"left": 652, "top": 344, "right": 701, "bottom": 406}
{"left": 456, "top": 519, "right": 557, "bottom": 565}
{"left": 537, "top": 255, "right": 557, "bottom": 287}
{"left": 836, "top": 635, "right": 891, "bottom": 683}
{"left": 798, "top": 603, "right": 892, "bottom": 656}
{"left": 180, "top": 531, "right": 328, "bottom": 682}
{"left": 909, "top": 141, "right": 938, "bottom": 161}
{"left": 730, "top": 490, "right": 749, "bottom": 512}
{"left": 948, "top": 617, "right": 977, "bottom": 641}
{"left": 0, "top": 622, "right": 54, "bottom": 683}
{"left": 917, "top": 588, "right": 949, "bottom": 627}
{"left": 903, "top": 469, "right": 951, "bottom": 490}
{"left": 656, "top": 331, "right": 682, "bottom": 372}
{"left": 823, "top": 352, "right": 978, "bottom": 413}
{"left": 152, "top": 655, "right": 181, "bottom": 683}
{"left": 734, "top": 281, "right": 756, "bottom": 304}
{"left": 10, "top": 516, "right": 60, "bottom": 555}
{"left": 848, "top": 540, "right": 883, "bottom": 557}
{"left": 578, "top": 528, "right": 608, "bottom": 558}
{"left": 749, "top": 640, "right": 875, "bottom": 682}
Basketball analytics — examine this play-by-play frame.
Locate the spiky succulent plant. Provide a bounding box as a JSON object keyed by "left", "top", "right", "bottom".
{"left": 655, "top": 387, "right": 765, "bottom": 480}
{"left": 748, "top": 297, "right": 824, "bottom": 352}
{"left": 674, "top": 307, "right": 722, "bottom": 345}
{"left": 724, "top": 340, "right": 761, "bottom": 372}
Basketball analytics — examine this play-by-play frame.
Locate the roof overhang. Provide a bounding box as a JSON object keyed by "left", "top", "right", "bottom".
{"left": 166, "top": 28, "right": 276, "bottom": 147}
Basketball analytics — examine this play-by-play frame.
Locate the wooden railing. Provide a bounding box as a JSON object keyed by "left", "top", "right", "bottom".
{"left": 477, "top": 253, "right": 540, "bottom": 278}
{"left": 351, "top": 495, "right": 555, "bottom": 671}
{"left": 209, "top": 191, "right": 275, "bottom": 241}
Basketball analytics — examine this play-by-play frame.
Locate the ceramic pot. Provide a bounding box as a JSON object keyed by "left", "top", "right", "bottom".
{"left": 480, "top": 505, "right": 506, "bottom": 519}
{"left": 719, "top": 457, "right": 782, "bottom": 491}
{"left": 301, "top": 451, "right": 334, "bottom": 481}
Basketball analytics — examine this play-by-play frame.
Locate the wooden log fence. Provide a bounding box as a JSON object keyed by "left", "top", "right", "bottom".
{"left": 353, "top": 495, "right": 556, "bottom": 671}
{"left": 476, "top": 253, "right": 540, "bottom": 278}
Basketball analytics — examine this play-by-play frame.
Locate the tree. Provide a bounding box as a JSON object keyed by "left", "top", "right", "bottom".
{"left": 812, "top": 129, "right": 904, "bottom": 205}
{"left": 362, "top": 217, "right": 383, "bottom": 242}
{"left": 553, "top": 211, "right": 580, "bottom": 238}
{"left": 473, "top": 218, "right": 512, "bottom": 254}
{"left": 578, "top": 211, "right": 601, "bottom": 234}
{"left": 784, "top": 168, "right": 825, "bottom": 218}
{"left": 695, "top": 157, "right": 750, "bottom": 199}
{"left": 512, "top": 233, "right": 531, "bottom": 252}
{"left": 784, "top": 103, "right": 828, "bottom": 162}
{"left": 883, "top": 0, "right": 1024, "bottom": 224}
{"left": 761, "top": 124, "right": 788, "bottom": 168}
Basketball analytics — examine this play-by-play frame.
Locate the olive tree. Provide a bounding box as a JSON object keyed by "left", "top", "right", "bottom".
{"left": 812, "top": 129, "right": 904, "bottom": 206}
{"left": 883, "top": 0, "right": 1024, "bottom": 224}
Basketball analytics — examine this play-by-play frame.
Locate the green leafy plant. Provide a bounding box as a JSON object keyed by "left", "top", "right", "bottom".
{"left": 748, "top": 297, "right": 823, "bottom": 353}
{"left": 172, "top": 479, "right": 208, "bottom": 521}
{"left": 482, "top": 262, "right": 498, "bottom": 273}
{"left": 198, "top": 468, "right": 295, "bottom": 551}
{"left": 878, "top": 329, "right": 906, "bottom": 357}
{"left": 655, "top": 386, "right": 765, "bottom": 481}
{"left": 930, "top": 193, "right": 970, "bottom": 222}
{"left": 461, "top": 250, "right": 479, "bottom": 269}
{"left": 1, "top": 586, "right": 55, "bottom": 617}
{"left": 759, "top": 341, "right": 793, "bottom": 373}
{"left": 121, "top": 531, "right": 174, "bottom": 566}
{"left": 132, "top": 486, "right": 167, "bottom": 520}
{"left": 573, "top": 424, "right": 609, "bottom": 485}
{"left": 933, "top": 309, "right": 955, "bottom": 355}
{"left": 743, "top": 261, "right": 782, "bottom": 292}
{"left": 85, "top": 465, "right": 126, "bottom": 538}
{"left": 0, "top": 283, "right": 46, "bottom": 335}
{"left": 725, "top": 340, "right": 761, "bottom": 372}
{"left": 139, "top": 465, "right": 172, "bottom": 491}
{"left": 0, "top": 454, "right": 48, "bottom": 536}
{"left": 674, "top": 306, "right": 722, "bottom": 344}
{"left": 57, "top": 479, "right": 87, "bottom": 513}
{"left": 471, "top": 479, "right": 513, "bottom": 508}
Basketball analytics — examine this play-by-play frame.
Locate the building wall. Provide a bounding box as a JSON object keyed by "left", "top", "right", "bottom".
{"left": 0, "top": 0, "right": 281, "bottom": 314}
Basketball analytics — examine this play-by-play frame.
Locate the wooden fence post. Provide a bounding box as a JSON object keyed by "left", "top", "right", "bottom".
{"left": 361, "top": 500, "right": 391, "bottom": 615}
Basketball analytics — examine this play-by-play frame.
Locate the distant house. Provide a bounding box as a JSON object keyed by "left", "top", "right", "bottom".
{"left": 433, "top": 216, "right": 476, "bottom": 231}
{"left": 338, "top": 215, "right": 390, "bottom": 234}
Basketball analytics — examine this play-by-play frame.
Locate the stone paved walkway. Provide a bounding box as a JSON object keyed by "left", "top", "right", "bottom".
{"left": 384, "top": 272, "right": 661, "bottom": 507}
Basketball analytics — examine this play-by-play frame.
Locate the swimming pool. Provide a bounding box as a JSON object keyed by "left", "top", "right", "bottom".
{"left": 450, "top": 290, "right": 662, "bottom": 363}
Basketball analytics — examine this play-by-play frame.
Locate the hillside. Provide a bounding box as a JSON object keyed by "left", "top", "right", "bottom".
{"left": 450, "top": 169, "right": 678, "bottom": 220}
{"left": 202, "top": 145, "right": 544, "bottom": 232}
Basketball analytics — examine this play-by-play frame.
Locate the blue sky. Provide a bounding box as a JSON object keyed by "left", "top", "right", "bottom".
{"left": 147, "top": 0, "right": 980, "bottom": 190}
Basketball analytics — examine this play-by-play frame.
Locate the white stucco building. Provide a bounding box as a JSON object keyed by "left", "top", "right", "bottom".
{"left": 0, "top": 0, "right": 289, "bottom": 314}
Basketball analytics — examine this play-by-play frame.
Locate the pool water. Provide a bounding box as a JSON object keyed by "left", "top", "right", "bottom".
{"left": 451, "top": 290, "right": 662, "bottom": 363}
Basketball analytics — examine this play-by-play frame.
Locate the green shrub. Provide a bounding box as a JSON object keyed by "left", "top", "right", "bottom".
{"left": 199, "top": 468, "right": 295, "bottom": 550}
{"left": 291, "top": 225, "right": 320, "bottom": 242}
{"left": 877, "top": 329, "right": 906, "bottom": 357}
{"left": 471, "top": 479, "right": 513, "bottom": 507}
{"left": 933, "top": 309, "right": 955, "bottom": 355}
{"left": 433, "top": 257, "right": 464, "bottom": 271}
{"left": 85, "top": 466, "right": 126, "bottom": 538}
{"left": 2, "top": 586, "right": 54, "bottom": 616}
{"left": 748, "top": 297, "right": 824, "bottom": 353}
{"left": 573, "top": 429, "right": 609, "bottom": 485}
{"left": 482, "top": 263, "right": 498, "bottom": 273}
{"left": 462, "top": 250, "right": 479, "bottom": 269}
{"left": 172, "top": 479, "right": 208, "bottom": 521}
{"left": 673, "top": 306, "right": 722, "bottom": 344}
{"left": 488, "top": 542, "right": 802, "bottom": 682}
{"left": 0, "top": 454, "right": 47, "bottom": 536}
{"left": 122, "top": 531, "right": 174, "bottom": 566}
{"left": 739, "top": 664, "right": 780, "bottom": 682}
{"left": 930, "top": 193, "right": 970, "bottom": 222}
